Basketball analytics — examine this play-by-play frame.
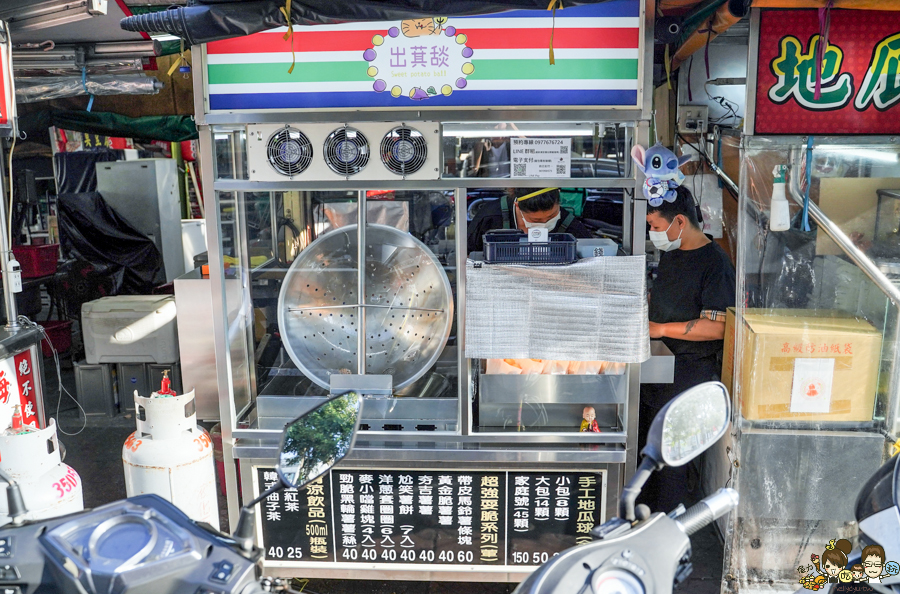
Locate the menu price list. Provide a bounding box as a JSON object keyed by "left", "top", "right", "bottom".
{"left": 257, "top": 468, "right": 605, "bottom": 567}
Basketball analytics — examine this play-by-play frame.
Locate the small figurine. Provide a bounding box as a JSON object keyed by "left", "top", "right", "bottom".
{"left": 580, "top": 406, "right": 600, "bottom": 433}
{"left": 630, "top": 143, "right": 693, "bottom": 207}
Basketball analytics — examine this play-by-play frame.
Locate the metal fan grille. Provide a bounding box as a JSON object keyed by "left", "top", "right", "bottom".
{"left": 323, "top": 127, "right": 370, "bottom": 176}
{"left": 381, "top": 126, "right": 428, "bottom": 176}
{"left": 266, "top": 127, "right": 313, "bottom": 177}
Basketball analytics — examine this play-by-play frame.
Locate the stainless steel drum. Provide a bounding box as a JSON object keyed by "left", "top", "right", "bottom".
{"left": 277, "top": 224, "right": 453, "bottom": 390}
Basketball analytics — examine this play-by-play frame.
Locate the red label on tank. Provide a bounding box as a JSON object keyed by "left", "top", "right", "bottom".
{"left": 13, "top": 351, "right": 38, "bottom": 428}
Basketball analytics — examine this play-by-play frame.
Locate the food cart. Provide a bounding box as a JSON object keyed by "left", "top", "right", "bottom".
{"left": 190, "top": 0, "right": 666, "bottom": 581}
{"left": 717, "top": 6, "right": 900, "bottom": 592}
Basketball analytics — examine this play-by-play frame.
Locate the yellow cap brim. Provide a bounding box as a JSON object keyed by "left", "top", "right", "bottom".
{"left": 515, "top": 187, "right": 559, "bottom": 202}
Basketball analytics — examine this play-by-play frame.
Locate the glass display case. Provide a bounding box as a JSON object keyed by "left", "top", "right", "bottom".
{"left": 722, "top": 136, "right": 900, "bottom": 592}
{"left": 201, "top": 120, "right": 655, "bottom": 525}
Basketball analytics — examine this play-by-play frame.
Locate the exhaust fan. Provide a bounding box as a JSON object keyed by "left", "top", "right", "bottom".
{"left": 323, "top": 127, "right": 370, "bottom": 177}
{"left": 380, "top": 126, "right": 428, "bottom": 177}
{"left": 265, "top": 126, "right": 313, "bottom": 178}
{"left": 248, "top": 122, "right": 441, "bottom": 182}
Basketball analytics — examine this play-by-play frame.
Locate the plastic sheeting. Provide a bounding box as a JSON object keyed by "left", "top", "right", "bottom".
{"left": 54, "top": 150, "right": 122, "bottom": 194}
{"left": 16, "top": 75, "right": 164, "bottom": 104}
{"left": 120, "top": 0, "right": 615, "bottom": 45}
{"left": 718, "top": 136, "right": 900, "bottom": 593}
{"left": 57, "top": 192, "right": 164, "bottom": 294}
{"left": 465, "top": 256, "right": 649, "bottom": 363}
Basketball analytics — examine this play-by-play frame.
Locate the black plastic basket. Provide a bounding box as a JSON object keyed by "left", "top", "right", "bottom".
{"left": 483, "top": 230, "right": 577, "bottom": 265}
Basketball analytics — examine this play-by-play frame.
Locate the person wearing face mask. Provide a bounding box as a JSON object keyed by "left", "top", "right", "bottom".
{"left": 466, "top": 187, "right": 592, "bottom": 254}
{"left": 638, "top": 184, "right": 735, "bottom": 512}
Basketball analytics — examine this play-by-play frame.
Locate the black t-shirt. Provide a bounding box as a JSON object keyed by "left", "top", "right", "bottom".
{"left": 649, "top": 241, "right": 736, "bottom": 358}
{"left": 466, "top": 198, "right": 593, "bottom": 253}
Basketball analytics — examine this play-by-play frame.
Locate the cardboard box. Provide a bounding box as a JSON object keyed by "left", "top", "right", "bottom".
{"left": 724, "top": 308, "right": 882, "bottom": 422}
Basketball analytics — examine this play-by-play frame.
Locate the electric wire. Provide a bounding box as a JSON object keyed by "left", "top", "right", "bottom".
{"left": 676, "top": 132, "right": 738, "bottom": 200}
{"left": 16, "top": 315, "right": 86, "bottom": 436}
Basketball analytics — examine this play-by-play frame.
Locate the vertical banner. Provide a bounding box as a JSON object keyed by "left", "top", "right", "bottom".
{"left": 0, "top": 23, "right": 13, "bottom": 127}
{"left": 0, "top": 349, "right": 40, "bottom": 431}
{"left": 13, "top": 350, "right": 38, "bottom": 427}
{"left": 0, "top": 40, "right": 7, "bottom": 126}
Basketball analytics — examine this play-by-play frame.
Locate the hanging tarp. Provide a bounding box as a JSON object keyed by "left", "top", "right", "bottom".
{"left": 57, "top": 192, "right": 164, "bottom": 294}
{"left": 18, "top": 110, "right": 197, "bottom": 143}
{"left": 54, "top": 150, "right": 123, "bottom": 194}
{"left": 121, "top": 0, "right": 618, "bottom": 45}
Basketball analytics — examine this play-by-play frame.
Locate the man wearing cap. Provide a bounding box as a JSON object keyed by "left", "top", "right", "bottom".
{"left": 466, "top": 187, "right": 592, "bottom": 254}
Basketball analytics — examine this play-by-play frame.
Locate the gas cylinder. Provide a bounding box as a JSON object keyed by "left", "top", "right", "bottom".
{"left": 122, "top": 380, "right": 219, "bottom": 529}
{"left": 0, "top": 413, "right": 83, "bottom": 526}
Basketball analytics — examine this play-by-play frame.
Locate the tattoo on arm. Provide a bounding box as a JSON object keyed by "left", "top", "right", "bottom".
{"left": 683, "top": 319, "right": 700, "bottom": 335}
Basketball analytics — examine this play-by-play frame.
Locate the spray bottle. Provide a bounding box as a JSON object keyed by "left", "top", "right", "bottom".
{"left": 770, "top": 164, "right": 790, "bottom": 232}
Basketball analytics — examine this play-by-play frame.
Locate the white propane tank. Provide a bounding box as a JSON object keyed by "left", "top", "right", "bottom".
{"left": 0, "top": 418, "right": 83, "bottom": 526}
{"left": 122, "top": 385, "right": 219, "bottom": 529}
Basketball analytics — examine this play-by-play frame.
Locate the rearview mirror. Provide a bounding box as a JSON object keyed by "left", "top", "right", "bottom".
{"left": 646, "top": 381, "right": 730, "bottom": 467}
{"left": 276, "top": 392, "right": 361, "bottom": 489}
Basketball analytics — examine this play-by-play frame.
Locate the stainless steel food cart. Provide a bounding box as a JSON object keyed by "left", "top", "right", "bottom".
{"left": 190, "top": 0, "right": 668, "bottom": 581}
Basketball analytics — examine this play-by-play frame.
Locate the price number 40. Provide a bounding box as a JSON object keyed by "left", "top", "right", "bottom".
{"left": 267, "top": 547, "right": 303, "bottom": 559}
{"left": 438, "top": 550, "right": 474, "bottom": 563}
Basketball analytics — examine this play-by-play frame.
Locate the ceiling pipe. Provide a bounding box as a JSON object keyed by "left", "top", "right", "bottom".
{"left": 658, "top": 0, "right": 712, "bottom": 14}
{"left": 671, "top": 0, "right": 751, "bottom": 70}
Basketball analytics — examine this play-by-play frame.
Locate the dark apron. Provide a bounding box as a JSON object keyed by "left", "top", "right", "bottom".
{"left": 637, "top": 352, "right": 722, "bottom": 513}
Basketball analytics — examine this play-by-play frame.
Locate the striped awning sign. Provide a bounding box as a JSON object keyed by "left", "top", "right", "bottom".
{"left": 204, "top": 0, "right": 642, "bottom": 111}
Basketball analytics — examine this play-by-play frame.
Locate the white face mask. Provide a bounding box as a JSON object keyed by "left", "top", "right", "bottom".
{"left": 522, "top": 211, "right": 561, "bottom": 230}
{"left": 649, "top": 218, "right": 683, "bottom": 251}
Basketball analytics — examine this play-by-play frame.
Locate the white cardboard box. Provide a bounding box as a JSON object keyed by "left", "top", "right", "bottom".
{"left": 82, "top": 296, "right": 178, "bottom": 364}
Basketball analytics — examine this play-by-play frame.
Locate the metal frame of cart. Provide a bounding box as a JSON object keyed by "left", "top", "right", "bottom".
{"left": 190, "top": 0, "right": 659, "bottom": 581}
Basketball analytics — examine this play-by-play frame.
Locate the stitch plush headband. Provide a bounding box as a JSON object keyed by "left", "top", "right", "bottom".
{"left": 630, "top": 143, "right": 694, "bottom": 207}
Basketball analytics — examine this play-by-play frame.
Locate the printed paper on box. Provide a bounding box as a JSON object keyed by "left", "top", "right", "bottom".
{"left": 790, "top": 358, "right": 836, "bottom": 414}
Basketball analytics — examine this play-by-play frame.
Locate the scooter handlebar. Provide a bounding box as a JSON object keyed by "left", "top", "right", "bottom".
{"left": 675, "top": 488, "right": 739, "bottom": 536}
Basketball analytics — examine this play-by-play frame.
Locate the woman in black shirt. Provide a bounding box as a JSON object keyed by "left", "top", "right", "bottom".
{"left": 639, "top": 185, "right": 736, "bottom": 512}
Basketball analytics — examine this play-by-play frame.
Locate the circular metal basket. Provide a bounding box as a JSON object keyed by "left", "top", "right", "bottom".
{"left": 277, "top": 223, "right": 453, "bottom": 390}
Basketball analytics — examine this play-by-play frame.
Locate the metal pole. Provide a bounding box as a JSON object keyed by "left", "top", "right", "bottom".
{"left": 0, "top": 148, "right": 19, "bottom": 330}
{"left": 455, "top": 187, "right": 469, "bottom": 435}
{"left": 357, "top": 190, "right": 366, "bottom": 375}
{"left": 788, "top": 148, "right": 900, "bottom": 307}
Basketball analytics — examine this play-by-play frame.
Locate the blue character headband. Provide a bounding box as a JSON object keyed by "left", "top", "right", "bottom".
{"left": 631, "top": 143, "right": 694, "bottom": 207}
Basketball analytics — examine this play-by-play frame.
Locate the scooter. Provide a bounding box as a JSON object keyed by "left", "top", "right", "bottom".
{"left": 513, "top": 381, "right": 739, "bottom": 594}
{"left": 0, "top": 390, "right": 363, "bottom": 594}
{"left": 0, "top": 382, "right": 731, "bottom": 594}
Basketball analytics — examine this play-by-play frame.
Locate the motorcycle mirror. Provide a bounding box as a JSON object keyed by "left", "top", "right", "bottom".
{"left": 276, "top": 392, "right": 361, "bottom": 489}
{"left": 645, "top": 381, "right": 730, "bottom": 467}
{"left": 231, "top": 392, "right": 361, "bottom": 550}
{"left": 619, "top": 382, "right": 730, "bottom": 521}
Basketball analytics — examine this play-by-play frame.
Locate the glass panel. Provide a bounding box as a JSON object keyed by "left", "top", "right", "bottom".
{"left": 465, "top": 186, "right": 627, "bottom": 433}
{"left": 725, "top": 139, "right": 900, "bottom": 592}
{"left": 217, "top": 189, "right": 460, "bottom": 432}
{"left": 214, "top": 128, "right": 247, "bottom": 180}
{"left": 216, "top": 191, "right": 253, "bottom": 416}
{"left": 442, "top": 122, "right": 632, "bottom": 179}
